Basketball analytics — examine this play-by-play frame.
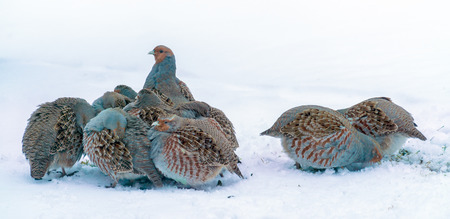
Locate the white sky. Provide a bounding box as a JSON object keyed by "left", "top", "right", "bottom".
{"left": 1, "top": 0, "right": 450, "bottom": 75}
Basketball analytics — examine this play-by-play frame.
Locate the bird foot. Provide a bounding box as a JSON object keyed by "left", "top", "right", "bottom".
{"left": 65, "top": 171, "right": 79, "bottom": 177}
{"left": 105, "top": 182, "right": 117, "bottom": 188}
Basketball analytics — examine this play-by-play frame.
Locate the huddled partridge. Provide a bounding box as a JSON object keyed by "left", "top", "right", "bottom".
{"left": 22, "top": 97, "right": 96, "bottom": 179}
{"left": 92, "top": 91, "right": 132, "bottom": 114}
{"left": 114, "top": 84, "right": 138, "bottom": 101}
{"left": 338, "top": 97, "right": 427, "bottom": 156}
{"left": 123, "top": 88, "right": 174, "bottom": 126}
{"left": 261, "top": 105, "right": 383, "bottom": 170}
{"left": 125, "top": 89, "right": 239, "bottom": 150}
{"left": 174, "top": 101, "right": 239, "bottom": 150}
{"left": 148, "top": 115, "right": 243, "bottom": 186}
{"left": 83, "top": 108, "right": 163, "bottom": 188}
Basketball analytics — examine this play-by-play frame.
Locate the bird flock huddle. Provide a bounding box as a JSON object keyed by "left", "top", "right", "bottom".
{"left": 22, "top": 45, "right": 427, "bottom": 188}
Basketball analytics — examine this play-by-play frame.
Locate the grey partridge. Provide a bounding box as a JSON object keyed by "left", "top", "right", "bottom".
{"left": 338, "top": 97, "right": 427, "bottom": 156}
{"left": 148, "top": 115, "right": 243, "bottom": 186}
{"left": 83, "top": 108, "right": 163, "bottom": 188}
{"left": 22, "top": 97, "right": 96, "bottom": 179}
{"left": 143, "top": 45, "right": 195, "bottom": 106}
{"left": 261, "top": 105, "right": 383, "bottom": 170}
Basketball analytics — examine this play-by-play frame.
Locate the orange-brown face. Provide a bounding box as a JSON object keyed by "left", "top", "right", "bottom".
{"left": 370, "top": 147, "right": 383, "bottom": 163}
{"left": 112, "top": 122, "right": 126, "bottom": 138}
{"left": 151, "top": 45, "right": 174, "bottom": 64}
{"left": 154, "top": 118, "right": 172, "bottom": 131}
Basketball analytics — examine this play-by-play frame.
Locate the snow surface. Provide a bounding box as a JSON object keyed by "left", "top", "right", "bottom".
{"left": 1, "top": 0, "right": 450, "bottom": 218}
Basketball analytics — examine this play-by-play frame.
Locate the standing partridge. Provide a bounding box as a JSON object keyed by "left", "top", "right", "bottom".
{"left": 338, "top": 97, "right": 427, "bottom": 156}
{"left": 114, "top": 84, "right": 138, "bottom": 101}
{"left": 148, "top": 115, "right": 243, "bottom": 187}
{"left": 83, "top": 108, "right": 163, "bottom": 188}
{"left": 261, "top": 105, "right": 383, "bottom": 170}
{"left": 143, "top": 45, "right": 195, "bottom": 106}
{"left": 92, "top": 91, "right": 133, "bottom": 114}
{"left": 22, "top": 97, "right": 96, "bottom": 179}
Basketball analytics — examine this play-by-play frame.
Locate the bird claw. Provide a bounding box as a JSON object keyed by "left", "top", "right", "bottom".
{"left": 105, "top": 182, "right": 117, "bottom": 188}
{"left": 65, "top": 171, "right": 79, "bottom": 177}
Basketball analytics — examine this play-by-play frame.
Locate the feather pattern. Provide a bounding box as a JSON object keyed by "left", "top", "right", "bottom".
{"left": 83, "top": 108, "right": 163, "bottom": 187}
{"left": 125, "top": 89, "right": 239, "bottom": 151}
{"left": 22, "top": 97, "right": 96, "bottom": 179}
{"left": 149, "top": 116, "right": 243, "bottom": 186}
{"left": 261, "top": 105, "right": 382, "bottom": 170}
{"left": 338, "top": 97, "right": 427, "bottom": 156}
{"left": 178, "top": 80, "right": 195, "bottom": 101}
{"left": 92, "top": 91, "right": 132, "bottom": 114}
{"left": 175, "top": 101, "right": 239, "bottom": 150}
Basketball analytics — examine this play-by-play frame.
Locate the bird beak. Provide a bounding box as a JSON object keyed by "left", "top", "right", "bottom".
{"left": 148, "top": 50, "right": 155, "bottom": 55}
{"left": 151, "top": 121, "right": 159, "bottom": 126}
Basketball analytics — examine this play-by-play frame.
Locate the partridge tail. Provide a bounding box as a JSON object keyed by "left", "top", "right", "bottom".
{"left": 407, "top": 127, "right": 427, "bottom": 141}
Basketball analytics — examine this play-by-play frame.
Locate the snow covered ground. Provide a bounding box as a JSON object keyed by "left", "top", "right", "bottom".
{"left": 1, "top": 0, "right": 450, "bottom": 218}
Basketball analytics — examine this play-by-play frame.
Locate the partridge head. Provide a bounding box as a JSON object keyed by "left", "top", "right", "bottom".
{"left": 144, "top": 45, "right": 195, "bottom": 106}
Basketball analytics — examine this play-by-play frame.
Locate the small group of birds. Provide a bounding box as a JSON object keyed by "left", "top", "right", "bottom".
{"left": 22, "top": 45, "right": 427, "bottom": 189}
{"left": 23, "top": 45, "right": 242, "bottom": 188}
{"left": 261, "top": 97, "right": 427, "bottom": 171}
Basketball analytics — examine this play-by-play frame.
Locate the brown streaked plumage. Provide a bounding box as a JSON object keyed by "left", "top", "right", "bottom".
{"left": 22, "top": 97, "right": 96, "bottom": 179}
{"left": 148, "top": 115, "right": 243, "bottom": 186}
{"left": 83, "top": 108, "right": 163, "bottom": 188}
{"left": 123, "top": 88, "right": 174, "bottom": 126}
{"left": 338, "top": 97, "right": 427, "bottom": 156}
{"left": 174, "top": 101, "right": 239, "bottom": 150}
{"left": 125, "top": 89, "right": 239, "bottom": 150}
{"left": 261, "top": 105, "right": 382, "bottom": 170}
{"left": 92, "top": 91, "right": 133, "bottom": 114}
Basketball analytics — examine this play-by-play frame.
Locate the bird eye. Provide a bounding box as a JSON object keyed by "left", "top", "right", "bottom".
{"left": 164, "top": 121, "right": 168, "bottom": 124}
{"left": 159, "top": 50, "right": 163, "bottom": 53}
